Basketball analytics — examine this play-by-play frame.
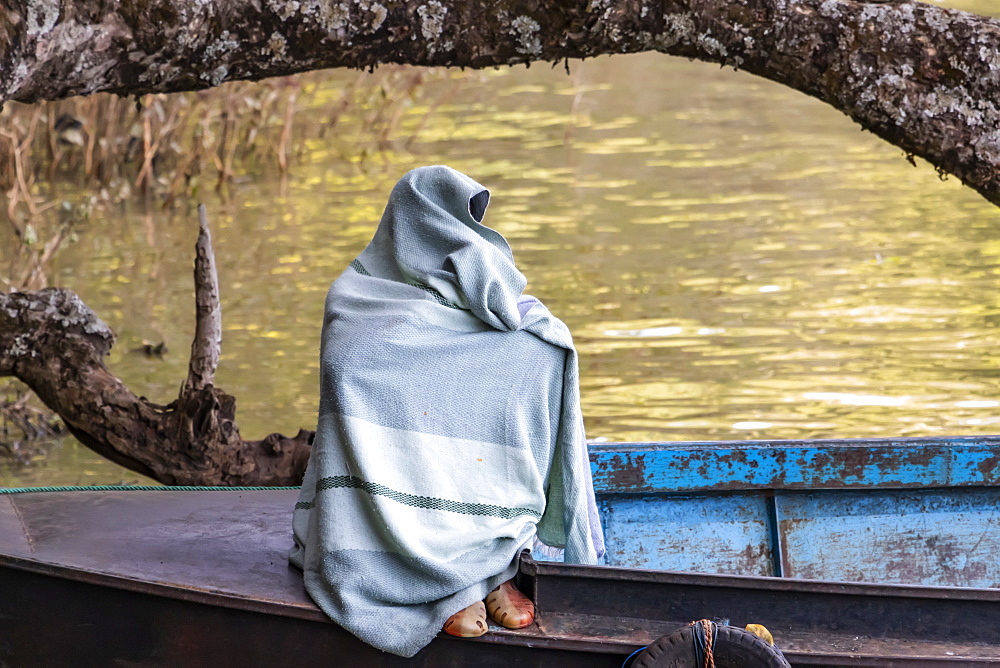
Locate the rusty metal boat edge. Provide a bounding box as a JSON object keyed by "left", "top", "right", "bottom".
{"left": 520, "top": 556, "right": 1000, "bottom": 665}
{"left": 4, "top": 541, "right": 1000, "bottom": 666}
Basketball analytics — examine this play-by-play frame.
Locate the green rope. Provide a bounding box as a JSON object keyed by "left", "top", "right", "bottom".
{"left": 0, "top": 485, "right": 300, "bottom": 494}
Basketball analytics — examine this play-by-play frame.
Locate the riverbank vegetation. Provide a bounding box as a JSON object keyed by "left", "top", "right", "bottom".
{"left": 1, "top": 66, "right": 451, "bottom": 468}
{"left": 1, "top": 67, "right": 445, "bottom": 288}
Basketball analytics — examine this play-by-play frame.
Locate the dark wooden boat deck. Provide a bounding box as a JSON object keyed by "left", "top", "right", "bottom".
{"left": 0, "top": 437, "right": 1000, "bottom": 668}
{"left": 3, "top": 486, "right": 1000, "bottom": 665}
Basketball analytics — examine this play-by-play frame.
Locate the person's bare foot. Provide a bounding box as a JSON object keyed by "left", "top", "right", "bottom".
{"left": 442, "top": 600, "right": 488, "bottom": 637}
{"left": 485, "top": 579, "right": 535, "bottom": 629}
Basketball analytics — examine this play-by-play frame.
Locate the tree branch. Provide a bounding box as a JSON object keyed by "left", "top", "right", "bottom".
{"left": 0, "top": 231, "right": 313, "bottom": 486}
{"left": 184, "top": 204, "right": 221, "bottom": 394}
{"left": 1, "top": 1, "right": 999, "bottom": 205}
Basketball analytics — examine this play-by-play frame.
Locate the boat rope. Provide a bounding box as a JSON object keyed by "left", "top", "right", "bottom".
{"left": 0, "top": 485, "right": 300, "bottom": 494}
{"left": 691, "top": 619, "right": 717, "bottom": 668}
{"left": 702, "top": 619, "right": 715, "bottom": 668}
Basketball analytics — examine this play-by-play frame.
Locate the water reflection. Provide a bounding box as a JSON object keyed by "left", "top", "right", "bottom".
{"left": 3, "top": 0, "right": 999, "bottom": 485}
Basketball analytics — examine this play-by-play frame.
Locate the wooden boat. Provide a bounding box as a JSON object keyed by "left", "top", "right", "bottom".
{"left": 4, "top": 435, "right": 1000, "bottom": 665}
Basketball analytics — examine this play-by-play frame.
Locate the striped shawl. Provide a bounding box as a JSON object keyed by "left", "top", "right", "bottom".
{"left": 289, "top": 165, "right": 604, "bottom": 657}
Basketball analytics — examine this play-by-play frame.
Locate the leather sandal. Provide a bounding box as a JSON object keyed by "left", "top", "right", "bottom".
{"left": 442, "top": 600, "right": 488, "bottom": 637}
{"left": 485, "top": 579, "right": 535, "bottom": 629}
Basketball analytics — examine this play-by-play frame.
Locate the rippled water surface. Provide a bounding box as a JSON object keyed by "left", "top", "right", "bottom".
{"left": 3, "top": 1, "right": 999, "bottom": 485}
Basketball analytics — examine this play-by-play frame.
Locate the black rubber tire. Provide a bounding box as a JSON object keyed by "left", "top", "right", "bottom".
{"left": 631, "top": 625, "right": 790, "bottom": 668}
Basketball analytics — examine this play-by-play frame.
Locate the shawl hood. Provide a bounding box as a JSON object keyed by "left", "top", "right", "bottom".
{"left": 356, "top": 165, "right": 526, "bottom": 331}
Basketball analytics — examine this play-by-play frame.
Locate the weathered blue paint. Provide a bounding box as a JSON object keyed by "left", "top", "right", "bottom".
{"left": 588, "top": 435, "right": 1000, "bottom": 590}
{"left": 599, "top": 493, "right": 774, "bottom": 575}
{"left": 589, "top": 435, "right": 1000, "bottom": 494}
{"left": 776, "top": 488, "right": 1000, "bottom": 589}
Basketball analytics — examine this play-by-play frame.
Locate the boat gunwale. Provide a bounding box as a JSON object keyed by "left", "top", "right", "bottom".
{"left": 521, "top": 553, "right": 1000, "bottom": 602}
{"left": 8, "top": 549, "right": 1000, "bottom": 662}
{"left": 7, "top": 548, "right": 1000, "bottom": 664}
{"left": 6, "top": 534, "right": 1000, "bottom": 621}
{"left": 589, "top": 434, "right": 1000, "bottom": 494}
{"left": 6, "top": 486, "right": 1000, "bottom": 663}
{"left": 588, "top": 434, "right": 1000, "bottom": 452}
{"left": 0, "top": 550, "right": 637, "bottom": 656}
{"left": 0, "top": 550, "right": 328, "bottom": 622}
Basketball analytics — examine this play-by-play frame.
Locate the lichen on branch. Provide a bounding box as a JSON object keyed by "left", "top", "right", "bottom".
{"left": 2, "top": 0, "right": 998, "bottom": 206}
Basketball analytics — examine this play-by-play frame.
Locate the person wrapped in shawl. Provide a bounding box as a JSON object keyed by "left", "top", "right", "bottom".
{"left": 289, "top": 165, "right": 605, "bottom": 658}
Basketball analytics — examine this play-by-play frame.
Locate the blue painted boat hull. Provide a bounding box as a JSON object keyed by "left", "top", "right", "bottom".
{"left": 590, "top": 436, "right": 1000, "bottom": 589}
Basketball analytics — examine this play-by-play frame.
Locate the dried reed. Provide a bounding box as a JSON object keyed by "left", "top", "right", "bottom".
{"left": 1, "top": 67, "right": 456, "bottom": 463}
{"left": 0, "top": 67, "right": 447, "bottom": 291}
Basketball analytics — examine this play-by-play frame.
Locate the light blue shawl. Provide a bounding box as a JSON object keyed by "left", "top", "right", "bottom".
{"left": 290, "top": 165, "right": 604, "bottom": 657}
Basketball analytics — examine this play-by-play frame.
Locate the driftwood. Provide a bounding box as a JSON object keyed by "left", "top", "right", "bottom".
{"left": 2, "top": 0, "right": 1000, "bottom": 206}
{"left": 0, "top": 208, "right": 312, "bottom": 485}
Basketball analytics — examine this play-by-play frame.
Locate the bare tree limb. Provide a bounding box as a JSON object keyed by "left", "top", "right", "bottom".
{"left": 184, "top": 204, "right": 222, "bottom": 395}
{"left": 0, "top": 241, "right": 312, "bottom": 486}
{"left": 1, "top": 1, "right": 999, "bottom": 205}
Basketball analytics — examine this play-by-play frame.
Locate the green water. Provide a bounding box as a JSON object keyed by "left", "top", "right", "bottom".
{"left": 3, "top": 2, "right": 999, "bottom": 486}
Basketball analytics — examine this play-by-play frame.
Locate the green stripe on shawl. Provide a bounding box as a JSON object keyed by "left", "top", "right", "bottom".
{"left": 296, "top": 475, "right": 542, "bottom": 520}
